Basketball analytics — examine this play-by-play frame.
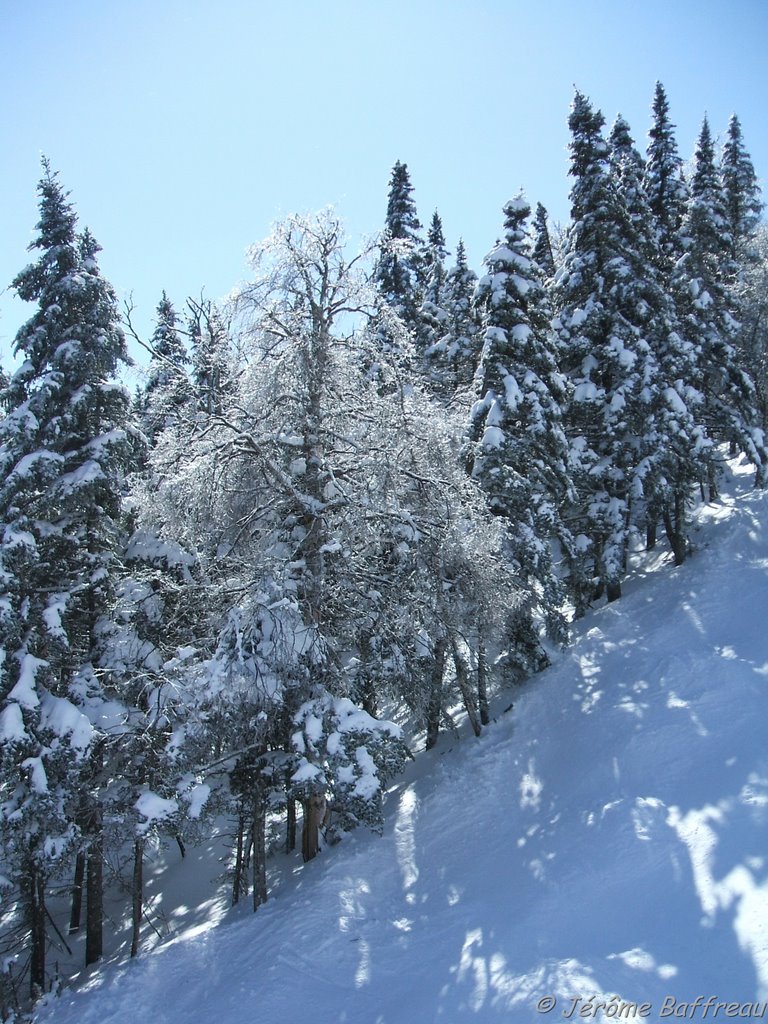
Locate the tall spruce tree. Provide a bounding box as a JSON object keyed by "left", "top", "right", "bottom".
{"left": 188, "top": 297, "right": 231, "bottom": 417}
{"left": 419, "top": 210, "right": 450, "bottom": 368}
{"left": 531, "top": 202, "right": 557, "bottom": 279}
{"left": 609, "top": 113, "right": 705, "bottom": 563}
{"left": 0, "top": 163, "right": 131, "bottom": 991}
{"left": 423, "top": 211, "right": 448, "bottom": 281}
{"left": 643, "top": 82, "right": 688, "bottom": 273}
{"left": 423, "top": 238, "right": 482, "bottom": 396}
{"left": 554, "top": 95, "right": 660, "bottom": 606}
{"left": 142, "top": 292, "right": 190, "bottom": 444}
{"left": 469, "top": 194, "right": 571, "bottom": 666}
{"left": 374, "top": 161, "right": 425, "bottom": 353}
{"left": 672, "top": 118, "right": 766, "bottom": 491}
{"left": 720, "top": 114, "right": 763, "bottom": 259}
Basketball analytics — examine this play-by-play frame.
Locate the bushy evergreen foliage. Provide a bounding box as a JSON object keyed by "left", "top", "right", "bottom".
{"left": 643, "top": 82, "right": 688, "bottom": 271}
{"left": 470, "top": 193, "right": 570, "bottom": 655}
{"left": 0, "top": 162, "right": 132, "bottom": 990}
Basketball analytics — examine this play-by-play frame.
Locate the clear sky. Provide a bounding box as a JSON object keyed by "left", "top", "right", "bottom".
{"left": 1, "top": 0, "right": 766, "bottom": 378}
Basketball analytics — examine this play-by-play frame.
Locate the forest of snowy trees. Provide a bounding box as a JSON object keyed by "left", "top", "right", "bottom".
{"left": 1, "top": 83, "right": 766, "bottom": 1011}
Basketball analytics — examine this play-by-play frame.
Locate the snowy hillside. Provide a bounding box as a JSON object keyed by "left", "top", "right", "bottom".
{"left": 37, "top": 457, "right": 768, "bottom": 1023}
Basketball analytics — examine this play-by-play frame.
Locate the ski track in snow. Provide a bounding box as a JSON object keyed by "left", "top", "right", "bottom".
{"left": 36, "top": 458, "right": 768, "bottom": 1023}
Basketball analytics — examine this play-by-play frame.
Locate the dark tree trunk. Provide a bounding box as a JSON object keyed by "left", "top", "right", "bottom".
{"left": 301, "top": 793, "right": 326, "bottom": 863}
{"left": 232, "top": 813, "right": 246, "bottom": 906}
{"left": 452, "top": 643, "right": 481, "bottom": 738}
{"left": 707, "top": 463, "right": 718, "bottom": 502}
{"left": 662, "top": 490, "right": 688, "bottom": 566}
{"left": 606, "top": 578, "right": 622, "bottom": 602}
{"left": 646, "top": 518, "right": 657, "bottom": 551}
{"left": 286, "top": 796, "right": 297, "bottom": 854}
{"left": 477, "top": 638, "right": 490, "bottom": 727}
{"left": 425, "top": 638, "right": 447, "bottom": 751}
{"left": 357, "top": 634, "right": 378, "bottom": 717}
{"left": 251, "top": 793, "right": 267, "bottom": 911}
{"left": 85, "top": 834, "right": 103, "bottom": 967}
{"left": 68, "top": 850, "right": 85, "bottom": 934}
{"left": 26, "top": 864, "right": 46, "bottom": 1000}
{"left": 130, "top": 840, "right": 143, "bottom": 958}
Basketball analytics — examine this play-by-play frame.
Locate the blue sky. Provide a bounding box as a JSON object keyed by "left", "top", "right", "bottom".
{"left": 2, "top": 0, "right": 766, "bottom": 375}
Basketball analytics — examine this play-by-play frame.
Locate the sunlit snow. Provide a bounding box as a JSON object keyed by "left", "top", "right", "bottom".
{"left": 35, "top": 456, "right": 768, "bottom": 1023}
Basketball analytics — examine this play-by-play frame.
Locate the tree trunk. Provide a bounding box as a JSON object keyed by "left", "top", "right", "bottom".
{"left": 606, "top": 578, "right": 622, "bottom": 602}
{"left": 662, "top": 490, "right": 687, "bottom": 566}
{"left": 68, "top": 850, "right": 85, "bottom": 934}
{"left": 452, "top": 642, "right": 482, "bottom": 738}
{"left": 232, "top": 813, "right": 246, "bottom": 906}
{"left": 26, "top": 863, "right": 46, "bottom": 1000}
{"left": 425, "top": 638, "right": 447, "bottom": 750}
{"left": 286, "top": 796, "right": 297, "bottom": 854}
{"left": 301, "top": 793, "right": 326, "bottom": 863}
{"left": 707, "top": 463, "right": 718, "bottom": 502}
{"left": 85, "top": 834, "right": 103, "bottom": 967}
{"left": 251, "top": 793, "right": 267, "bottom": 911}
{"left": 357, "top": 634, "right": 378, "bottom": 717}
{"left": 646, "top": 517, "right": 657, "bottom": 551}
{"left": 130, "top": 839, "right": 143, "bottom": 958}
{"left": 477, "top": 638, "right": 490, "bottom": 727}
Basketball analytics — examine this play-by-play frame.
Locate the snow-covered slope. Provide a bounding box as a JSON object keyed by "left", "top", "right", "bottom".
{"left": 38, "top": 458, "right": 768, "bottom": 1022}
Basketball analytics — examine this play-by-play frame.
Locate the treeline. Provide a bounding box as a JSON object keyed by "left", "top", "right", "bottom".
{"left": 0, "top": 84, "right": 765, "bottom": 1009}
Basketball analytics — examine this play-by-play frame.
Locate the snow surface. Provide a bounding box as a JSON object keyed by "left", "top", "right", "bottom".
{"left": 37, "top": 456, "right": 768, "bottom": 1023}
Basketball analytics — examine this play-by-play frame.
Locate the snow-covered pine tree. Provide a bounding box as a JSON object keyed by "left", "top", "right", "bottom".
{"left": 188, "top": 296, "right": 232, "bottom": 417}
{"left": 718, "top": 114, "right": 765, "bottom": 403}
{"left": 418, "top": 210, "right": 450, "bottom": 379}
{"left": 720, "top": 114, "right": 763, "bottom": 262}
{"left": 0, "top": 163, "right": 131, "bottom": 991}
{"left": 531, "top": 202, "right": 557, "bottom": 279}
{"left": 672, "top": 118, "right": 767, "bottom": 492}
{"left": 643, "top": 82, "right": 689, "bottom": 273}
{"left": 469, "top": 193, "right": 571, "bottom": 664}
{"left": 431, "top": 239, "right": 483, "bottom": 396}
{"left": 422, "top": 210, "right": 448, "bottom": 283}
{"left": 735, "top": 226, "right": 768, "bottom": 431}
{"left": 141, "top": 292, "right": 190, "bottom": 444}
{"left": 373, "top": 161, "right": 425, "bottom": 360}
{"left": 607, "top": 113, "right": 707, "bottom": 565}
{"left": 554, "top": 95, "right": 661, "bottom": 606}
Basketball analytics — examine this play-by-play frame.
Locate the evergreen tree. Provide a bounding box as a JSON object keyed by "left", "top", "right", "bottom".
{"left": 720, "top": 114, "right": 763, "bottom": 258}
{"left": 736, "top": 226, "right": 768, "bottom": 431}
{"left": 0, "top": 162, "right": 131, "bottom": 991}
{"left": 374, "top": 161, "right": 425, "bottom": 350}
{"left": 419, "top": 210, "right": 450, "bottom": 360}
{"left": 423, "top": 210, "right": 448, "bottom": 279}
{"left": 142, "top": 292, "right": 190, "bottom": 443}
{"left": 643, "top": 82, "right": 688, "bottom": 272}
{"left": 554, "top": 95, "right": 660, "bottom": 605}
{"left": 672, "top": 118, "right": 766, "bottom": 490}
{"left": 188, "top": 297, "right": 231, "bottom": 417}
{"left": 423, "top": 238, "right": 482, "bottom": 396}
{"left": 469, "top": 193, "right": 571, "bottom": 665}
{"left": 531, "top": 202, "right": 556, "bottom": 278}
{"left": 609, "top": 113, "right": 705, "bottom": 563}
